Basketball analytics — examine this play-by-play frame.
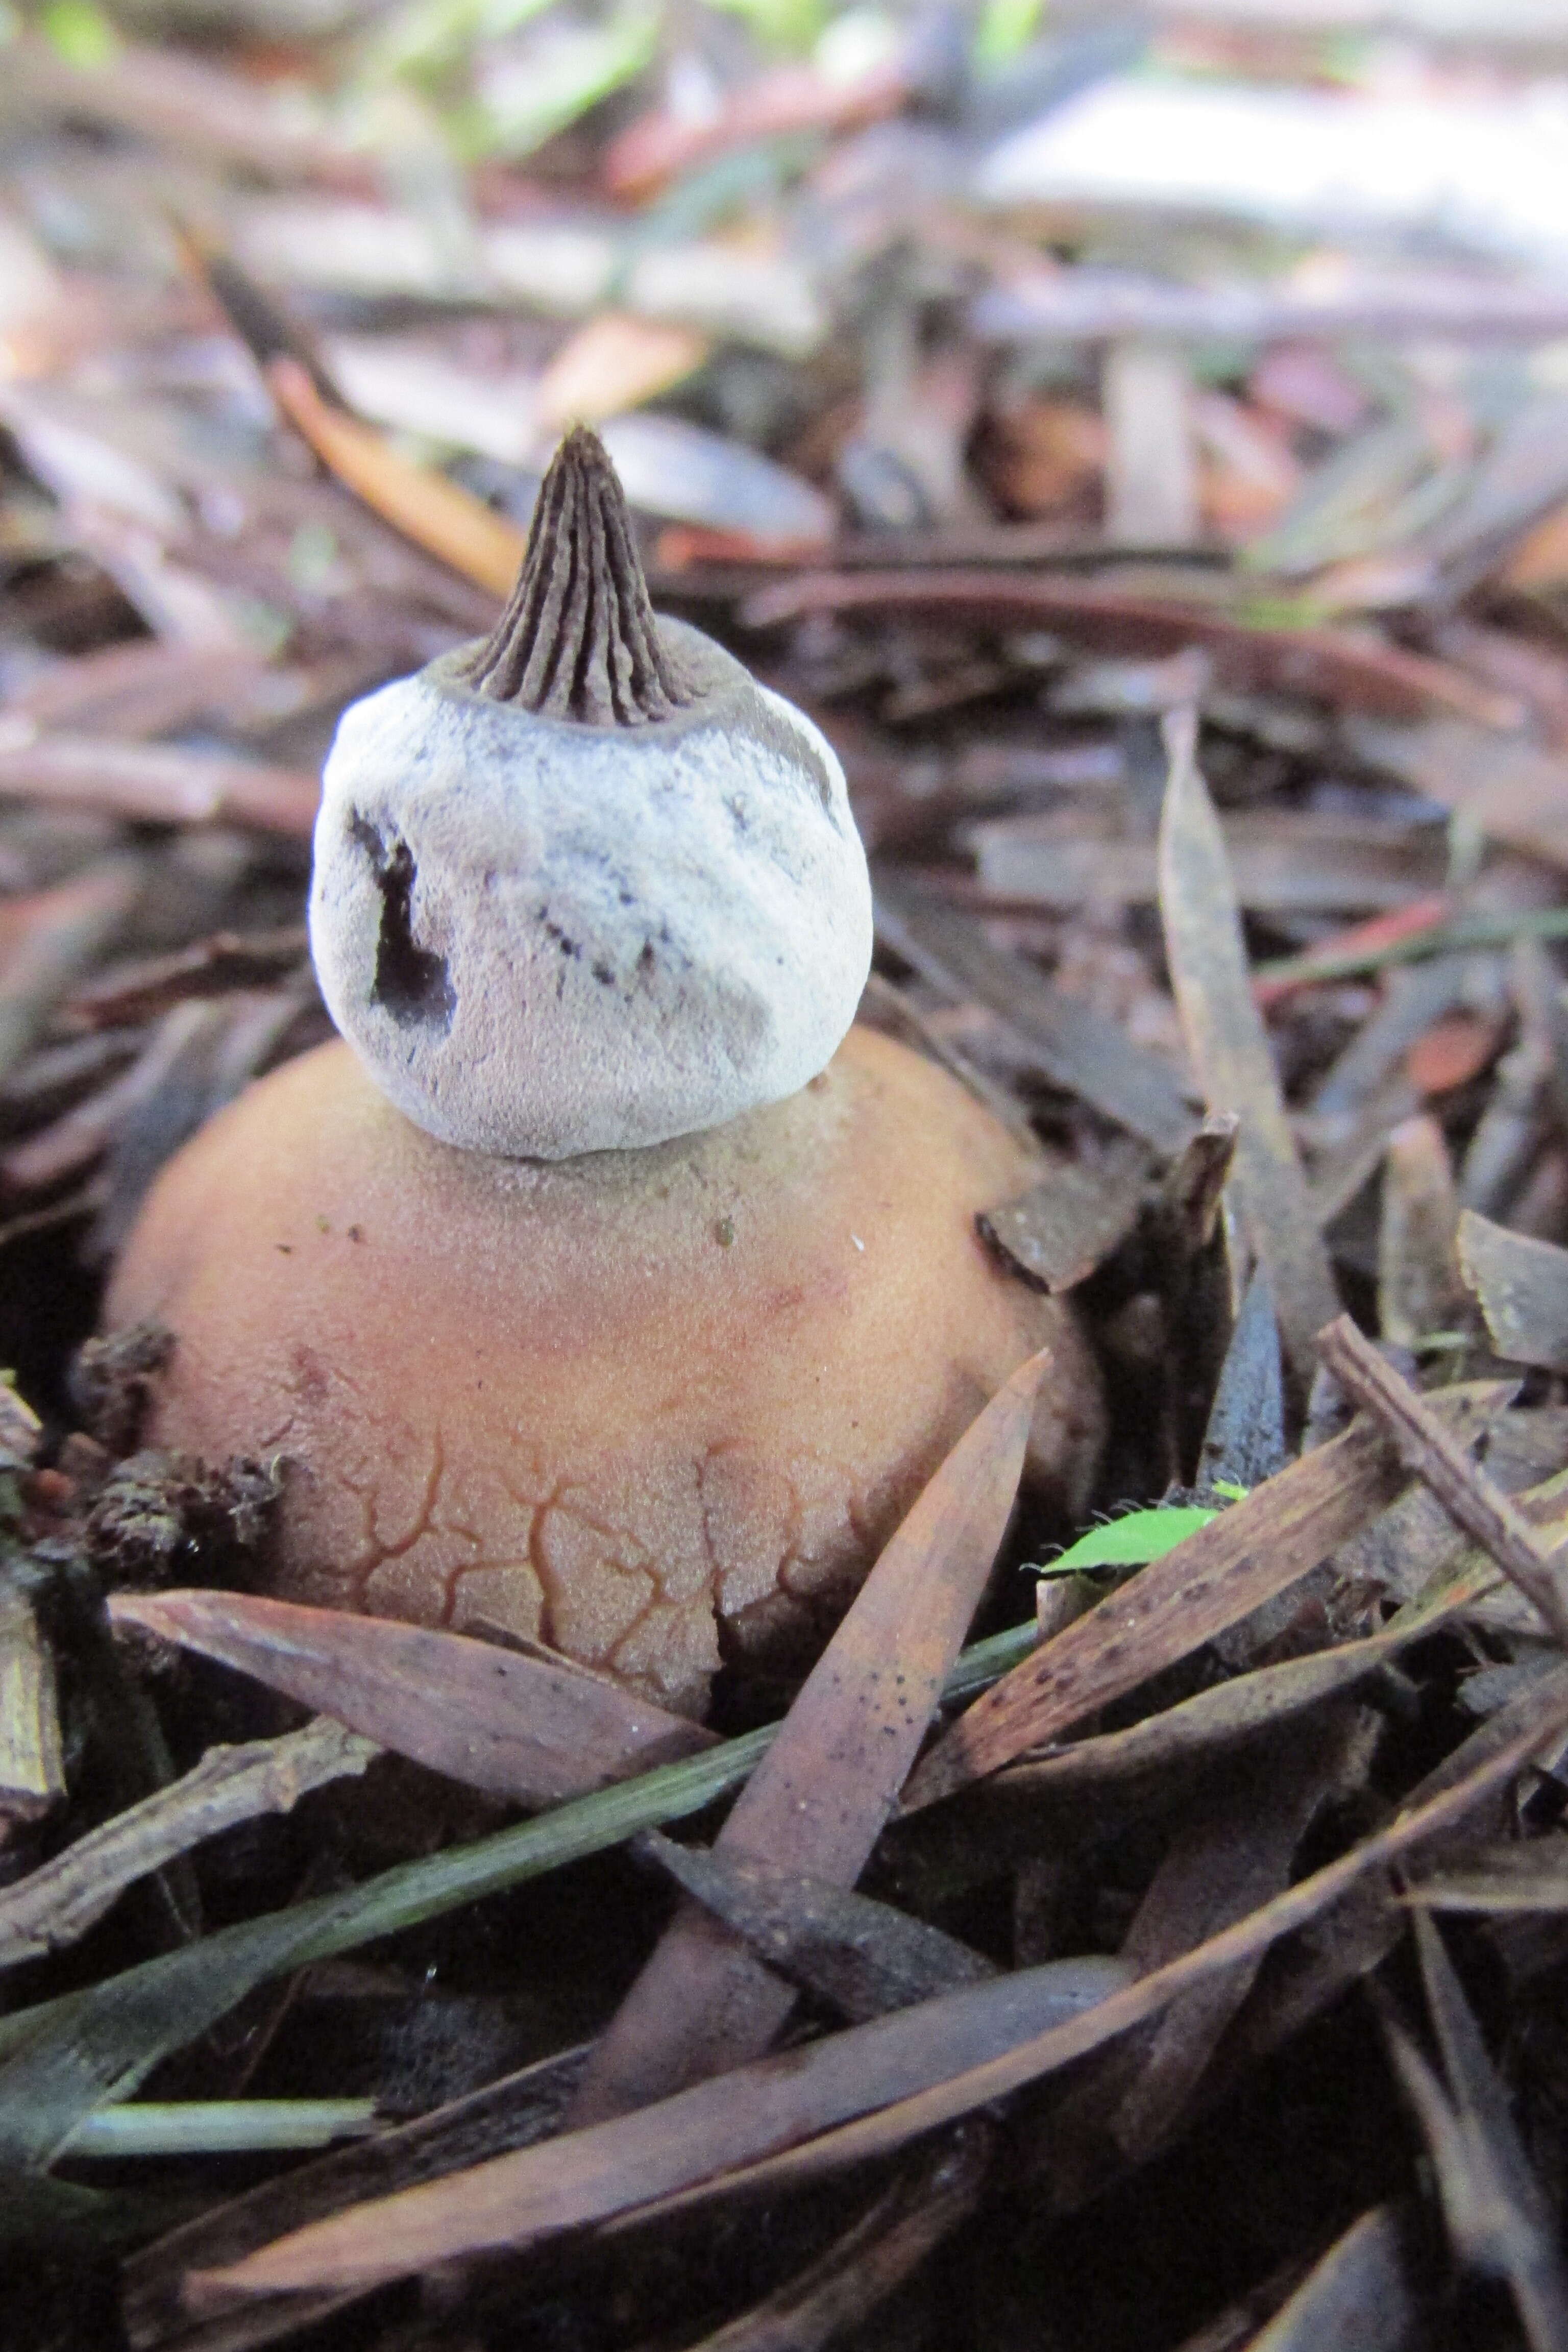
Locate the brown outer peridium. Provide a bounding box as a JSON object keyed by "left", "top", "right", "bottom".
{"left": 105, "top": 1025, "right": 1105, "bottom": 1717}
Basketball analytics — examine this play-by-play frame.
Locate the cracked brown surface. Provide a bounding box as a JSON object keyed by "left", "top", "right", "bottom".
{"left": 105, "top": 1025, "right": 1105, "bottom": 1717}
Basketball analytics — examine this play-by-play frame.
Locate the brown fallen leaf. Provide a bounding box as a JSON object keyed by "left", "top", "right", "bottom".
{"left": 1044, "top": 1710, "right": 1374, "bottom": 2213}
{"left": 981, "top": 400, "right": 1106, "bottom": 518}
{"left": 1459, "top": 1210, "right": 1568, "bottom": 1372}
{"left": 1194, "top": 389, "right": 1301, "bottom": 544}
{"left": 0, "top": 1576, "right": 64, "bottom": 1823}
{"left": 1242, "top": 2205, "right": 1422, "bottom": 2352}
{"left": 61, "top": 928, "right": 310, "bottom": 1034}
{"left": 108, "top": 1591, "right": 715, "bottom": 1808}
{"left": 1157, "top": 707, "right": 1338, "bottom": 1378}
{"left": 603, "top": 52, "right": 911, "bottom": 201}
{"left": 1377, "top": 1115, "right": 1464, "bottom": 1351}
{"left": 1153, "top": 1111, "right": 1240, "bottom": 1481}
{"left": 1315, "top": 1316, "right": 1568, "bottom": 1650}
{"left": 0, "top": 858, "right": 144, "bottom": 1085}
{"left": 967, "top": 810, "right": 1449, "bottom": 918}
{"left": 534, "top": 315, "right": 710, "bottom": 433}
{"left": 1251, "top": 894, "right": 1456, "bottom": 1010}
{"left": 189, "top": 1956, "right": 1097, "bottom": 2307}
{"left": 14, "top": 31, "right": 356, "bottom": 183}
{"left": 623, "top": 1681, "right": 1568, "bottom": 2245}
{"left": 0, "top": 1718, "right": 378, "bottom": 1969}
{"left": 873, "top": 876, "right": 1195, "bottom": 1158}
{"left": 1384, "top": 1913, "right": 1568, "bottom": 2349}
{"left": 981, "top": 1481, "right": 1568, "bottom": 1826}
{"left": 634, "top": 1832, "right": 1001, "bottom": 2022}
{"left": 123, "top": 2043, "right": 591, "bottom": 2352}
{"left": 266, "top": 358, "right": 526, "bottom": 600}
{"left": 683, "top": 2127, "right": 991, "bottom": 2352}
{"left": 744, "top": 572, "right": 1522, "bottom": 728}
{"left": 653, "top": 524, "right": 834, "bottom": 570}
{"left": 978, "top": 1143, "right": 1148, "bottom": 1294}
{"left": 568, "top": 1352, "right": 1052, "bottom": 2124}
{"left": 186, "top": 1694, "right": 1568, "bottom": 2306}
{"left": 905, "top": 1380, "right": 1513, "bottom": 1808}
{"left": 1347, "top": 718, "right": 1568, "bottom": 872}
{"left": 7, "top": 636, "right": 265, "bottom": 741}
{"left": 0, "top": 737, "right": 318, "bottom": 838}
{"left": 1213, "top": 1663, "right": 1568, "bottom": 2094}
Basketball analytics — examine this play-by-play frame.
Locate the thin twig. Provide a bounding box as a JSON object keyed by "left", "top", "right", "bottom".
{"left": 1316, "top": 1313, "right": 1568, "bottom": 1648}
{"left": 0, "top": 1719, "right": 380, "bottom": 1968}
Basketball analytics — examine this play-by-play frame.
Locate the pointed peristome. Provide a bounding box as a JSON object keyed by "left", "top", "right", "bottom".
{"left": 458, "top": 425, "right": 699, "bottom": 728}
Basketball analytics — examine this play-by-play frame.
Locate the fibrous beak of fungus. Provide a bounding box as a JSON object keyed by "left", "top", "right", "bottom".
{"left": 459, "top": 425, "right": 698, "bottom": 726}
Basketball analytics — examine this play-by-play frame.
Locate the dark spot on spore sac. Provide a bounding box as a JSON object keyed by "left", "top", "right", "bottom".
{"left": 592, "top": 960, "right": 615, "bottom": 986}
{"left": 537, "top": 910, "right": 581, "bottom": 960}
{"left": 348, "top": 811, "right": 456, "bottom": 1033}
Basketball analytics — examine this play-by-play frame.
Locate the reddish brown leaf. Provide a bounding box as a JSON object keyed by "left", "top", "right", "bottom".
{"left": 978, "top": 1146, "right": 1148, "bottom": 1294}
{"left": 1251, "top": 894, "right": 1455, "bottom": 1009}
{"left": 1041, "top": 1712, "right": 1374, "bottom": 2216}
{"left": 1378, "top": 1115, "right": 1464, "bottom": 1350}
{"left": 635, "top": 1833, "right": 1001, "bottom": 2021}
{"left": 108, "top": 1591, "right": 714, "bottom": 1808}
{"left": 7, "top": 637, "right": 264, "bottom": 741}
{"left": 1407, "top": 1010, "right": 1506, "bottom": 1097}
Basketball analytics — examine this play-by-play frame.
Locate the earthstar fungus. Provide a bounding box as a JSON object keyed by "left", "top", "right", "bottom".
{"left": 107, "top": 430, "right": 1105, "bottom": 1714}
{"left": 311, "top": 425, "right": 872, "bottom": 1158}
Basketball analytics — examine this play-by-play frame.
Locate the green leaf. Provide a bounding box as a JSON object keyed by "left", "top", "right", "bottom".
{"left": 705, "top": 0, "right": 827, "bottom": 56}
{"left": 973, "top": 0, "right": 1042, "bottom": 69}
{"left": 460, "top": 5, "right": 658, "bottom": 161}
{"left": 1036, "top": 1506, "right": 1222, "bottom": 1576}
{"left": 37, "top": 0, "right": 118, "bottom": 65}
{"left": 359, "top": 0, "right": 551, "bottom": 90}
